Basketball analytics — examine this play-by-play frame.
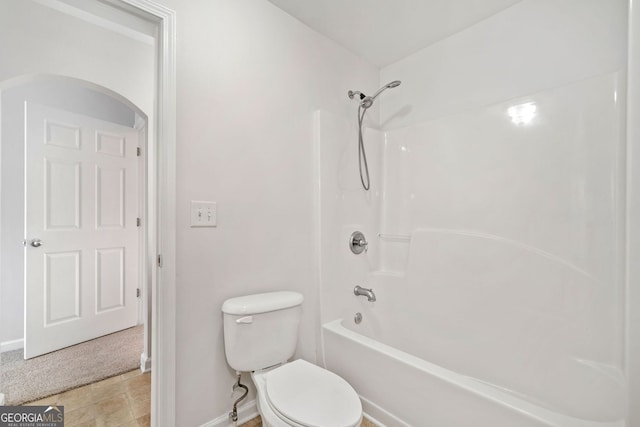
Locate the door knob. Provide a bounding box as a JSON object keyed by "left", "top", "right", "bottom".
{"left": 30, "top": 239, "right": 43, "bottom": 247}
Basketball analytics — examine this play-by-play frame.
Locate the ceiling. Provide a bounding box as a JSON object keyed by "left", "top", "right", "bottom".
{"left": 268, "top": 0, "right": 523, "bottom": 68}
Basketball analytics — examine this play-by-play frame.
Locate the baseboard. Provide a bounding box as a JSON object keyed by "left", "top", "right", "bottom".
{"left": 199, "top": 400, "right": 258, "bottom": 427}
{"left": 0, "top": 338, "right": 23, "bottom": 353}
{"left": 360, "top": 395, "right": 408, "bottom": 427}
{"left": 363, "top": 412, "right": 387, "bottom": 427}
{"left": 195, "top": 397, "right": 388, "bottom": 427}
{"left": 140, "top": 352, "right": 151, "bottom": 373}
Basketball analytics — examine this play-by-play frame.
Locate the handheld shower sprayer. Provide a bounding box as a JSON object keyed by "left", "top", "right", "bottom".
{"left": 348, "top": 81, "right": 401, "bottom": 109}
{"left": 347, "top": 81, "right": 401, "bottom": 190}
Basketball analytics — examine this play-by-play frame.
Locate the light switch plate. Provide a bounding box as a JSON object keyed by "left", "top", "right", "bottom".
{"left": 190, "top": 201, "right": 217, "bottom": 227}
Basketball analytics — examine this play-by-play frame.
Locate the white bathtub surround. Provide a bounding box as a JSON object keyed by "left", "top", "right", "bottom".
{"left": 382, "top": 73, "right": 625, "bottom": 268}
{"left": 380, "top": 0, "right": 628, "bottom": 129}
{"left": 371, "top": 74, "right": 626, "bottom": 422}
{"left": 316, "top": 1, "right": 630, "bottom": 424}
{"left": 316, "top": 71, "right": 627, "bottom": 424}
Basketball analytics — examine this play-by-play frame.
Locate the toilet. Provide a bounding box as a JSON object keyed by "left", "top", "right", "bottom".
{"left": 222, "top": 291, "right": 362, "bottom": 427}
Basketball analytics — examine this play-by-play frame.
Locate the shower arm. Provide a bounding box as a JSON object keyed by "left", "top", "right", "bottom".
{"left": 348, "top": 90, "right": 365, "bottom": 100}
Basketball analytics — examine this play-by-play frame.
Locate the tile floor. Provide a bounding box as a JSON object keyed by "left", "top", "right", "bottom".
{"left": 23, "top": 373, "right": 377, "bottom": 427}
{"left": 240, "top": 415, "right": 378, "bottom": 427}
{"left": 25, "top": 369, "right": 150, "bottom": 427}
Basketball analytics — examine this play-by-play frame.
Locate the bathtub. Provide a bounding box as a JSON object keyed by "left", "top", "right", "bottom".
{"left": 322, "top": 318, "right": 625, "bottom": 427}
{"left": 319, "top": 228, "right": 626, "bottom": 426}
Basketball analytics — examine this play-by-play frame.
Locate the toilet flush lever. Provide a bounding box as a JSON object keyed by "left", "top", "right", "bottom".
{"left": 236, "top": 316, "right": 253, "bottom": 324}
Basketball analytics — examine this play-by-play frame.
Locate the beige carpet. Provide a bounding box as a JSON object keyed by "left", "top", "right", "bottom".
{"left": 0, "top": 325, "right": 144, "bottom": 405}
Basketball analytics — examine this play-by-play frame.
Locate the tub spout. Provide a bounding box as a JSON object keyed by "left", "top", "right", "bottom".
{"left": 354, "top": 285, "right": 376, "bottom": 302}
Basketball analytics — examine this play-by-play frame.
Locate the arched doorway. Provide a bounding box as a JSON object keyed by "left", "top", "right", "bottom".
{"left": 0, "top": 74, "right": 152, "bottom": 405}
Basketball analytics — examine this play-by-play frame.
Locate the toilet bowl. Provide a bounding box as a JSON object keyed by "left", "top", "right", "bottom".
{"left": 222, "top": 291, "right": 363, "bottom": 427}
{"left": 251, "top": 359, "right": 362, "bottom": 427}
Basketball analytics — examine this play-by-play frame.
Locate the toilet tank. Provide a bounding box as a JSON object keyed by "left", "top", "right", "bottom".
{"left": 222, "top": 291, "right": 303, "bottom": 372}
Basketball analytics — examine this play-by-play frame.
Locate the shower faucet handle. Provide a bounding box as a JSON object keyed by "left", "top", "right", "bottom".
{"left": 349, "top": 231, "right": 368, "bottom": 254}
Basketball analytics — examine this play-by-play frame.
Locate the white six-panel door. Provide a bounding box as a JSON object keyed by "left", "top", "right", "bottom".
{"left": 24, "top": 102, "right": 139, "bottom": 359}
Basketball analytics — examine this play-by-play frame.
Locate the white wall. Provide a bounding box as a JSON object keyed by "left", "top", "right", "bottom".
{"left": 0, "top": 0, "right": 153, "bottom": 346}
{"left": 149, "top": 0, "right": 378, "bottom": 425}
{"left": 0, "top": 1, "right": 153, "bottom": 112}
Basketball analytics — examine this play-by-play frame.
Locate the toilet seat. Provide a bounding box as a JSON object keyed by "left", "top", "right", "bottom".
{"left": 263, "top": 359, "right": 362, "bottom": 427}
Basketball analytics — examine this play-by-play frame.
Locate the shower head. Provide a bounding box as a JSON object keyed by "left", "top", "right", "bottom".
{"left": 374, "top": 80, "right": 401, "bottom": 93}
{"left": 348, "top": 80, "right": 401, "bottom": 109}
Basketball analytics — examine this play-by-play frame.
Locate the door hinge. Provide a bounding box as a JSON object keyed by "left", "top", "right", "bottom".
{"left": 157, "top": 254, "right": 162, "bottom": 267}
{"left": 136, "top": 288, "right": 141, "bottom": 298}
{"left": 136, "top": 217, "right": 141, "bottom": 227}
{"left": 137, "top": 147, "right": 141, "bottom": 157}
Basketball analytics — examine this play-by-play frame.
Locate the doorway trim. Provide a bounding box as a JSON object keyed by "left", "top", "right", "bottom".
{"left": 102, "top": 0, "right": 176, "bottom": 425}
{"left": 0, "top": 0, "right": 174, "bottom": 420}
{"left": 627, "top": 1, "right": 640, "bottom": 425}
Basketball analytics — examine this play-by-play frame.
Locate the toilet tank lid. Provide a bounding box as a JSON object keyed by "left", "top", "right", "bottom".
{"left": 222, "top": 291, "right": 303, "bottom": 315}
